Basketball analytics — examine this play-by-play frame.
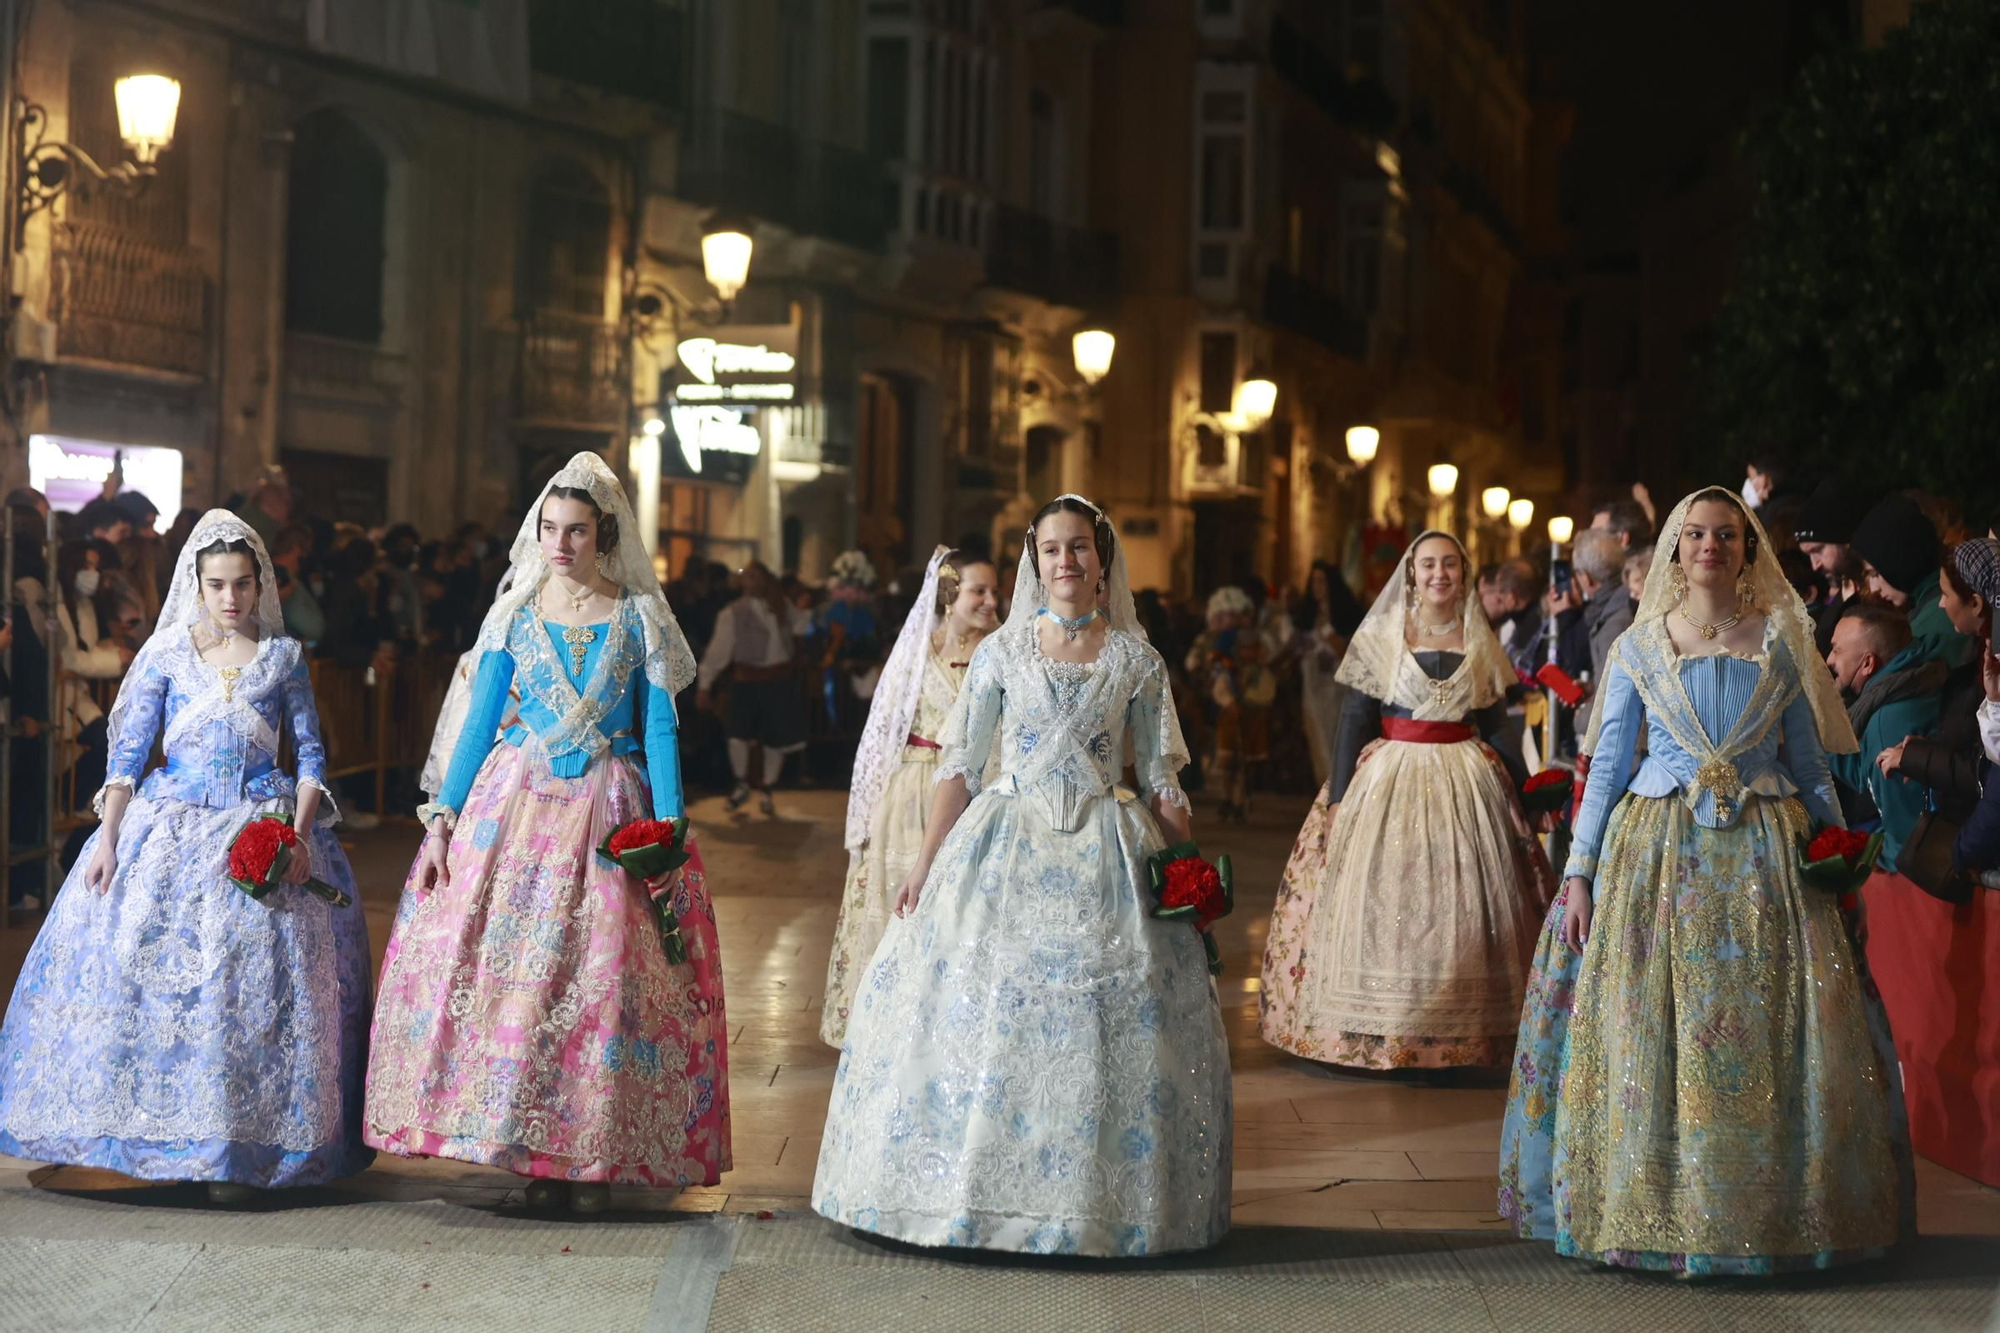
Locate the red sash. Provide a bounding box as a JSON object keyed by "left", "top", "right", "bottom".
{"left": 906, "top": 733, "right": 942, "bottom": 750}
{"left": 1380, "top": 717, "right": 1475, "bottom": 745}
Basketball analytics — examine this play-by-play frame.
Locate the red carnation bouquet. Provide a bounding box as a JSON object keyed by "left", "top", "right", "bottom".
{"left": 1519, "top": 768, "right": 1574, "bottom": 817}
{"left": 1145, "top": 841, "right": 1234, "bottom": 976}
{"left": 227, "top": 814, "right": 349, "bottom": 906}
{"left": 598, "top": 817, "right": 693, "bottom": 963}
{"left": 1795, "top": 824, "right": 1883, "bottom": 896}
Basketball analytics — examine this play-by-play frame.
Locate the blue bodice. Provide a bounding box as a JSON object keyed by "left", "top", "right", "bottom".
{"left": 102, "top": 633, "right": 330, "bottom": 813}
{"left": 434, "top": 598, "right": 683, "bottom": 820}
{"left": 1569, "top": 620, "right": 1842, "bottom": 882}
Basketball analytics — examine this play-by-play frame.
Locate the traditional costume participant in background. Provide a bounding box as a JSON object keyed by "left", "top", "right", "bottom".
{"left": 0, "top": 511, "right": 371, "bottom": 1202}
{"left": 1260, "top": 531, "right": 1552, "bottom": 1070}
{"left": 1499, "top": 486, "right": 1910, "bottom": 1273}
{"left": 814, "top": 495, "right": 1231, "bottom": 1256}
{"left": 418, "top": 570, "right": 519, "bottom": 804}
{"left": 697, "top": 562, "right": 808, "bottom": 816}
{"left": 821, "top": 547, "right": 999, "bottom": 1048}
{"left": 1185, "top": 587, "right": 1276, "bottom": 823}
{"left": 365, "top": 452, "right": 729, "bottom": 1213}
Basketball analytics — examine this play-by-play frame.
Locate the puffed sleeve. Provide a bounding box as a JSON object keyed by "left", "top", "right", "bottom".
{"left": 1564, "top": 658, "right": 1642, "bottom": 883}
{"left": 279, "top": 647, "right": 333, "bottom": 798}
{"left": 635, "top": 668, "right": 685, "bottom": 820}
{"left": 936, "top": 636, "right": 1004, "bottom": 797}
{"left": 1778, "top": 687, "right": 1844, "bottom": 831}
{"left": 96, "top": 654, "right": 168, "bottom": 811}
{"left": 1128, "top": 650, "right": 1191, "bottom": 808}
{"left": 423, "top": 649, "right": 515, "bottom": 823}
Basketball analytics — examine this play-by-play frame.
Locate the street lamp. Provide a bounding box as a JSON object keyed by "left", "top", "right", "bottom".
{"left": 1427, "top": 463, "right": 1459, "bottom": 498}
{"left": 15, "top": 73, "right": 182, "bottom": 250}
{"left": 1481, "top": 486, "right": 1511, "bottom": 520}
{"left": 1344, "top": 425, "right": 1379, "bottom": 465}
{"left": 1233, "top": 370, "right": 1277, "bottom": 430}
{"left": 1507, "top": 498, "right": 1534, "bottom": 531}
{"left": 1072, "top": 328, "right": 1115, "bottom": 386}
{"left": 700, "top": 214, "right": 755, "bottom": 307}
{"left": 1547, "top": 515, "right": 1574, "bottom": 545}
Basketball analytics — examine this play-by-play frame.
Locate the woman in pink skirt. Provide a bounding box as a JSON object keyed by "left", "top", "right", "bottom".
{"left": 364, "top": 452, "right": 729, "bottom": 1211}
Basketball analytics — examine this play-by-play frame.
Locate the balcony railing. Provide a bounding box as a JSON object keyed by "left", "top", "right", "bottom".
{"left": 1263, "top": 267, "right": 1370, "bottom": 362}
{"left": 504, "top": 310, "right": 625, "bottom": 428}
{"left": 284, "top": 332, "right": 409, "bottom": 406}
{"left": 1267, "top": 15, "right": 1398, "bottom": 137}
{"left": 679, "top": 110, "right": 893, "bottom": 252}
{"left": 528, "top": 0, "right": 687, "bottom": 109}
{"left": 986, "top": 205, "right": 1120, "bottom": 311}
{"left": 51, "top": 225, "right": 208, "bottom": 377}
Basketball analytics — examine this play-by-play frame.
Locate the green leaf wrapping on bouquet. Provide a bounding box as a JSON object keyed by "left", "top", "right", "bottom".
{"left": 653, "top": 895, "right": 688, "bottom": 966}
{"left": 1794, "top": 829, "right": 1885, "bottom": 895}
{"left": 596, "top": 826, "right": 692, "bottom": 880}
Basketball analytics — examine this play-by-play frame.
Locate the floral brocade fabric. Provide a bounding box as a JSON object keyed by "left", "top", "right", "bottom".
{"left": 1501, "top": 792, "right": 1912, "bottom": 1273}
{"left": 812, "top": 628, "right": 1230, "bottom": 1256}
{"left": 364, "top": 746, "right": 729, "bottom": 1185}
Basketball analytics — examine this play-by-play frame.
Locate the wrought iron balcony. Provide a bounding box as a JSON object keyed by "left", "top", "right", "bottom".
{"left": 529, "top": 0, "right": 687, "bottom": 110}
{"left": 679, "top": 110, "right": 893, "bottom": 252}
{"left": 1263, "top": 267, "right": 1369, "bottom": 362}
{"left": 51, "top": 224, "right": 207, "bottom": 377}
{"left": 503, "top": 310, "right": 625, "bottom": 429}
{"left": 986, "top": 204, "right": 1119, "bottom": 311}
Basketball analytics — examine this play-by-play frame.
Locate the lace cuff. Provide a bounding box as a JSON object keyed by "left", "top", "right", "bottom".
{"left": 92, "top": 775, "right": 137, "bottom": 819}
{"left": 935, "top": 761, "right": 981, "bottom": 798}
{"left": 1152, "top": 784, "right": 1191, "bottom": 811}
{"left": 299, "top": 776, "right": 343, "bottom": 829}
{"left": 1561, "top": 850, "right": 1599, "bottom": 883}
{"left": 416, "top": 801, "right": 458, "bottom": 832}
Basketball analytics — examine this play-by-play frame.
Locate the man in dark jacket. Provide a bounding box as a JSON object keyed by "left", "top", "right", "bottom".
{"left": 1850, "top": 494, "right": 1971, "bottom": 668}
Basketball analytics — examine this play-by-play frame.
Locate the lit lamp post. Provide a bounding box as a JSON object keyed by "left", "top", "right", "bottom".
{"left": 1344, "top": 425, "right": 1379, "bottom": 466}
{"left": 1481, "top": 486, "right": 1511, "bottom": 520}
{"left": 1232, "top": 368, "right": 1277, "bottom": 431}
{"left": 700, "top": 214, "right": 755, "bottom": 312}
{"left": 16, "top": 73, "right": 182, "bottom": 249}
{"left": 1072, "top": 328, "right": 1115, "bottom": 386}
{"left": 1427, "top": 462, "right": 1459, "bottom": 531}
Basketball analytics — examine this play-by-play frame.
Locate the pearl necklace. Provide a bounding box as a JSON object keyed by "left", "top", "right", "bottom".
{"left": 1415, "top": 615, "right": 1460, "bottom": 638}
{"left": 1680, "top": 606, "right": 1743, "bottom": 641}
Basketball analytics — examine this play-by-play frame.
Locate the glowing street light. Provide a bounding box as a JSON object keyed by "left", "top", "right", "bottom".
{"left": 1481, "top": 486, "right": 1511, "bottom": 520}
{"left": 1547, "top": 515, "right": 1575, "bottom": 545}
{"left": 114, "top": 75, "right": 181, "bottom": 164}
{"left": 1507, "top": 497, "right": 1534, "bottom": 531}
{"left": 1072, "top": 329, "right": 1116, "bottom": 385}
{"left": 1344, "top": 425, "right": 1379, "bottom": 465}
{"left": 1427, "top": 463, "right": 1460, "bottom": 498}
{"left": 701, "top": 215, "right": 754, "bottom": 305}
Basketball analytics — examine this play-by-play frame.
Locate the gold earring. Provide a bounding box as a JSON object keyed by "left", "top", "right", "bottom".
{"left": 1669, "top": 563, "right": 1689, "bottom": 604}
{"left": 1737, "top": 570, "right": 1755, "bottom": 607}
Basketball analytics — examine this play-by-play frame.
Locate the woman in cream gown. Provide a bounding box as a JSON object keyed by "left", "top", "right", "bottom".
{"left": 1260, "top": 531, "right": 1553, "bottom": 1069}
{"left": 822, "top": 547, "right": 999, "bottom": 1047}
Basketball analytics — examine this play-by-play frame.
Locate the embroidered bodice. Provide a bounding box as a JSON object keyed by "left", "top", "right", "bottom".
{"left": 1327, "top": 650, "right": 1519, "bottom": 802}
{"left": 936, "top": 628, "right": 1188, "bottom": 832}
{"left": 1568, "top": 619, "right": 1842, "bottom": 882}
{"left": 100, "top": 633, "right": 331, "bottom": 815}
{"left": 909, "top": 649, "right": 967, "bottom": 747}
{"left": 434, "top": 597, "right": 684, "bottom": 820}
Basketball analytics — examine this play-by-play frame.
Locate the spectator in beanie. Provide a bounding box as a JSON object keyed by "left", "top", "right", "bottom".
{"left": 1849, "top": 493, "right": 1972, "bottom": 667}
{"left": 1795, "top": 478, "right": 1868, "bottom": 579}
{"left": 1826, "top": 600, "right": 1947, "bottom": 872}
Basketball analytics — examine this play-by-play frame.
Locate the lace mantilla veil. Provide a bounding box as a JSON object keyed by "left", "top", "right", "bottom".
{"left": 997, "top": 492, "right": 1189, "bottom": 762}
{"left": 473, "top": 451, "right": 697, "bottom": 697}
{"left": 101, "top": 509, "right": 286, "bottom": 772}
{"left": 1581, "top": 484, "right": 1856, "bottom": 756}
{"left": 843, "top": 547, "right": 952, "bottom": 853}
{"left": 1335, "top": 529, "right": 1513, "bottom": 710}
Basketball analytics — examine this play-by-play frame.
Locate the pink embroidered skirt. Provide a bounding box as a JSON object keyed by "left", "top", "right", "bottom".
{"left": 363, "top": 745, "right": 730, "bottom": 1185}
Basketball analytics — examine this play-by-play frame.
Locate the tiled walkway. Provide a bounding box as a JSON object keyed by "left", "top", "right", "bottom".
{"left": 5, "top": 785, "right": 1999, "bottom": 1234}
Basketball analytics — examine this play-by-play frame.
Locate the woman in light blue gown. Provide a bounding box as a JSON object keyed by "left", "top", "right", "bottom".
{"left": 813, "top": 495, "right": 1231, "bottom": 1257}
{"left": 0, "top": 510, "right": 371, "bottom": 1199}
{"left": 1498, "top": 487, "right": 1911, "bottom": 1273}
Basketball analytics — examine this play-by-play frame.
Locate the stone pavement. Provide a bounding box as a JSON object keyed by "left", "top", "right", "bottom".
{"left": 3, "top": 786, "right": 1998, "bottom": 1330}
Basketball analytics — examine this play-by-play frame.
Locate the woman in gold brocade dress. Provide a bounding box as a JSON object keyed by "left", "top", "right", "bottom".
{"left": 821, "top": 548, "right": 999, "bottom": 1046}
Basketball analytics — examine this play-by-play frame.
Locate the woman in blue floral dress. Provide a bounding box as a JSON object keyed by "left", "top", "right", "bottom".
{"left": 0, "top": 510, "right": 371, "bottom": 1200}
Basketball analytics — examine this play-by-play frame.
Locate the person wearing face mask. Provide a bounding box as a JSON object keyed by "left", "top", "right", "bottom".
{"left": 0, "top": 512, "right": 372, "bottom": 1203}
{"left": 1500, "top": 487, "right": 1909, "bottom": 1274}
{"left": 366, "top": 454, "right": 727, "bottom": 1215}
{"left": 1261, "top": 532, "right": 1553, "bottom": 1072}
{"left": 821, "top": 547, "right": 1001, "bottom": 1047}
{"left": 814, "top": 495, "right": 1229, "bottom": 1256}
